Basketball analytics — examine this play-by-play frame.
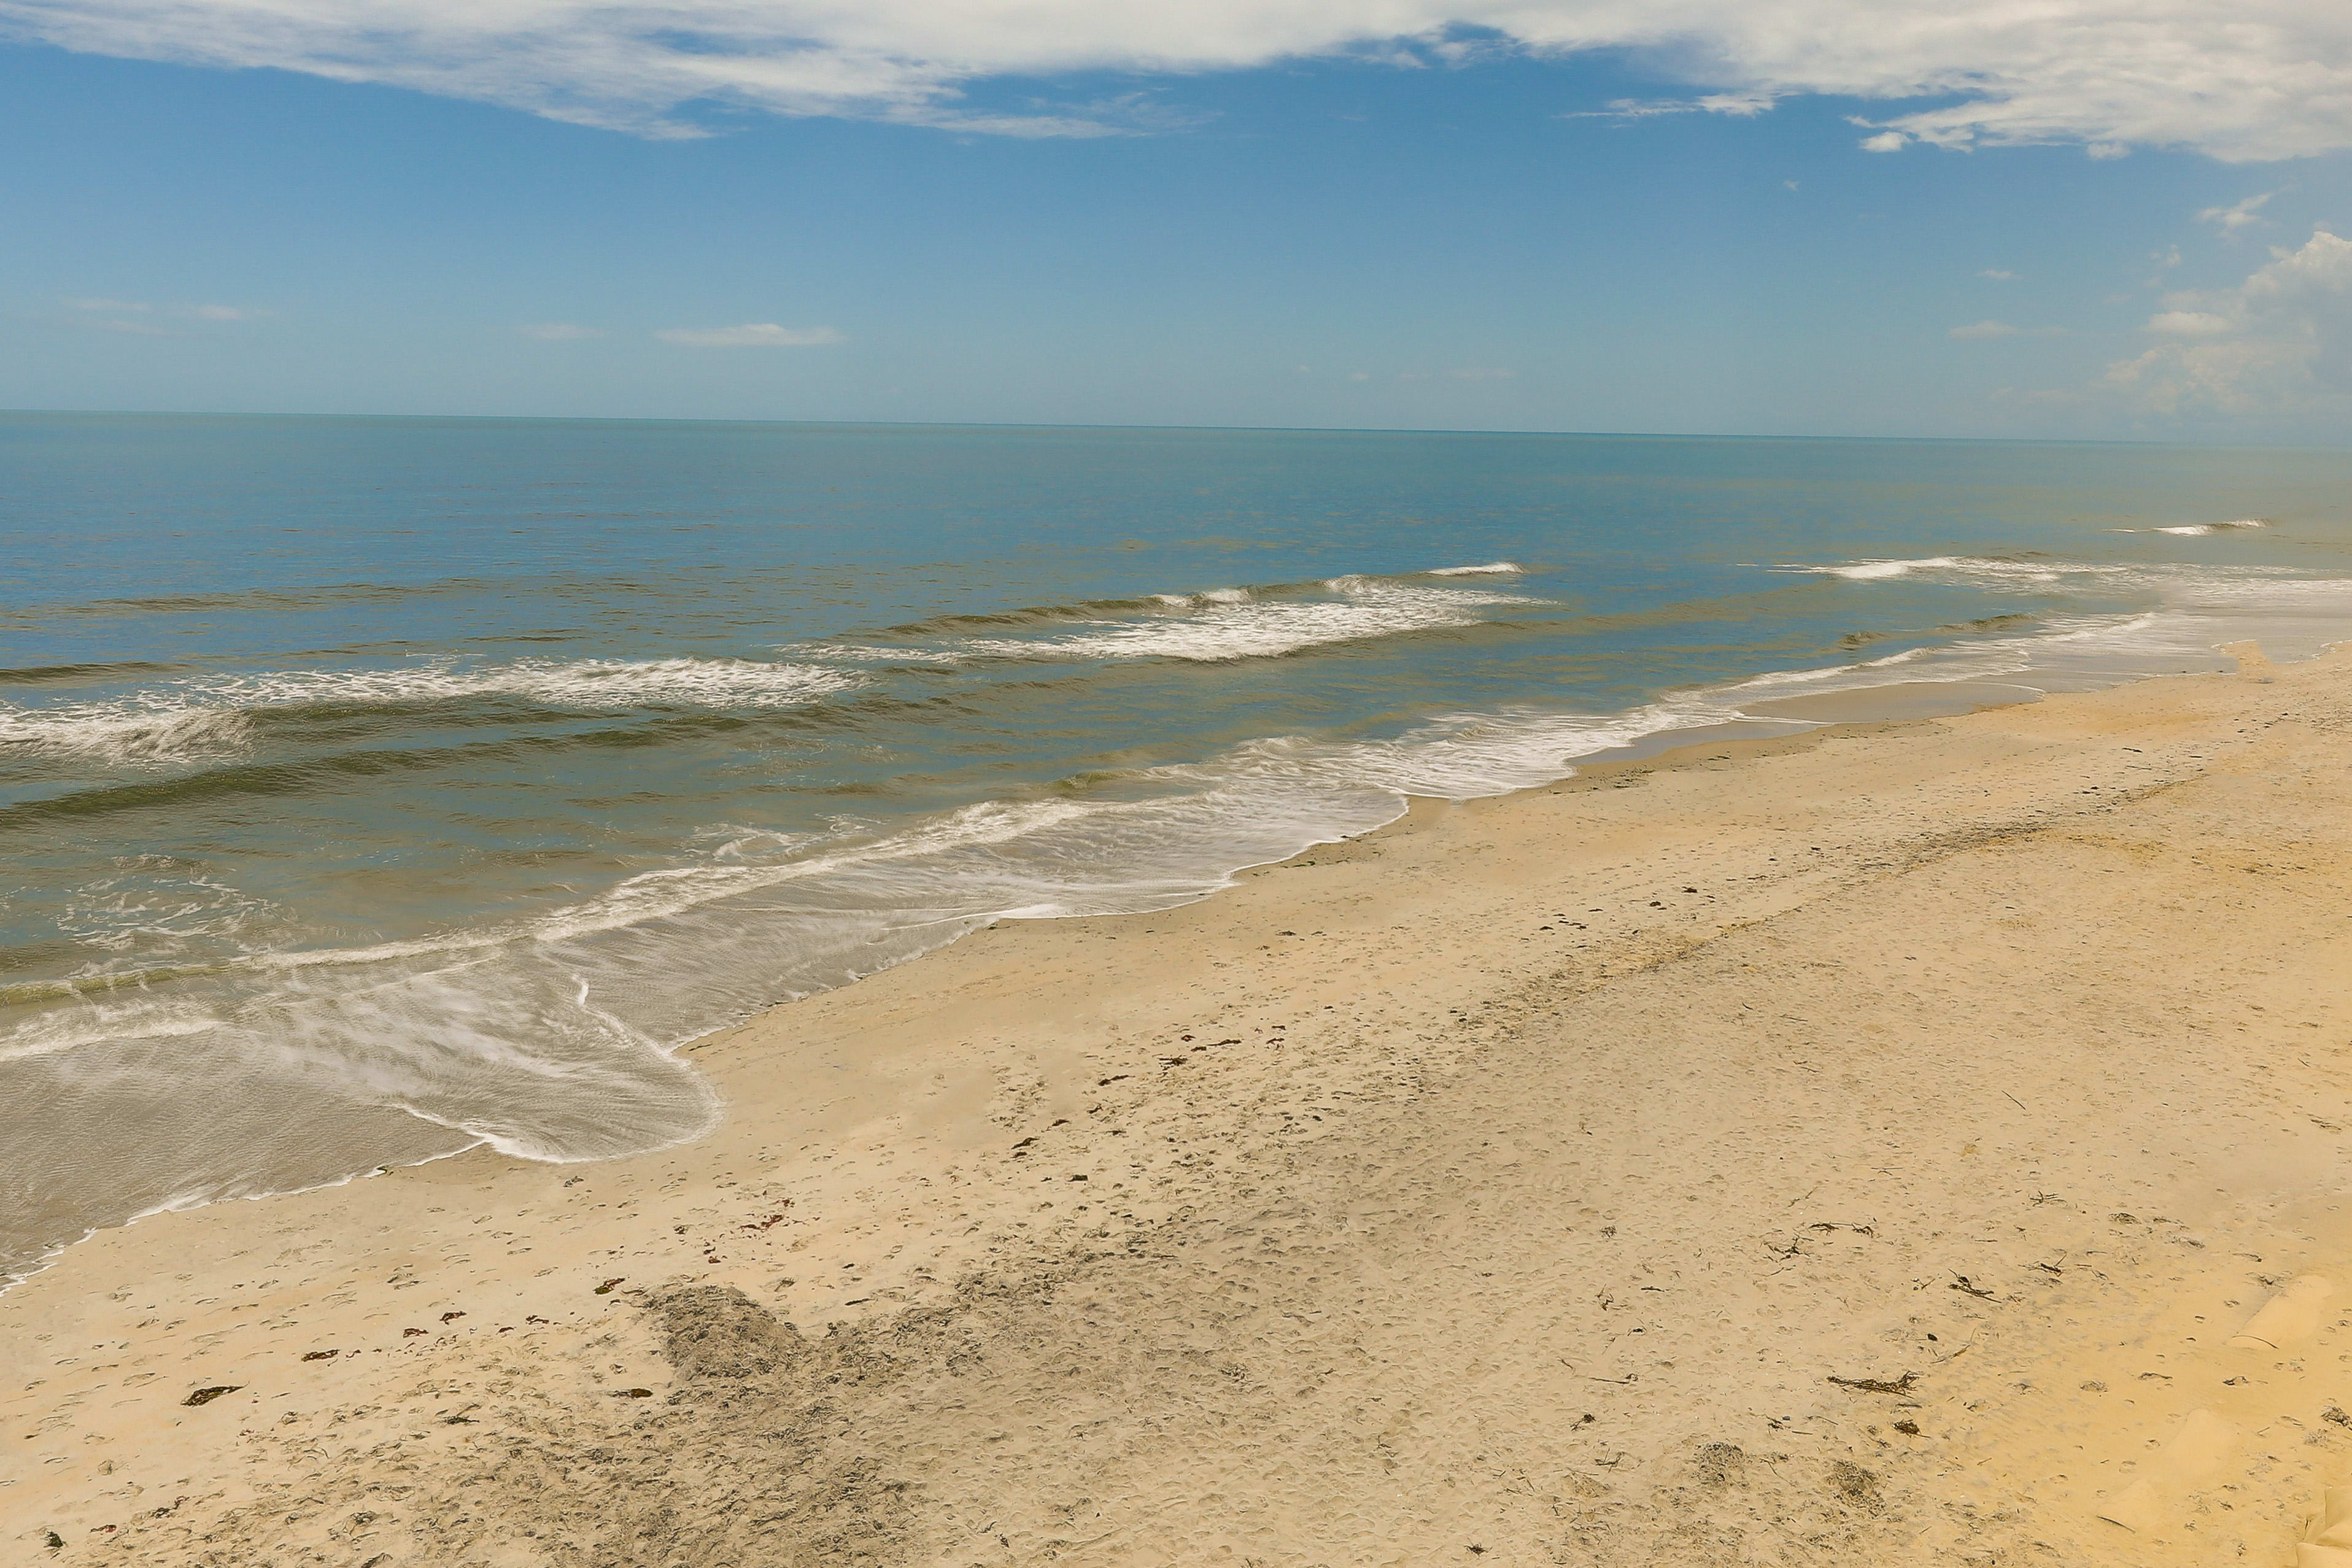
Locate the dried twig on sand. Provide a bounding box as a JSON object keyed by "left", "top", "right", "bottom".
{"left": 1827, "top": 1372, "right": 1917, "bottom": 1394}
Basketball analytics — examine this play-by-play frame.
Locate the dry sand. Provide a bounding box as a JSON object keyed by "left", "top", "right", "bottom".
{"left": 9, "top": 642, "right": 2352, "bottom": 1566}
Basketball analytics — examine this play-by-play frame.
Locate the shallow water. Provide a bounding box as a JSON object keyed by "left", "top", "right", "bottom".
{"left": 6, "top": 413, "right": 2351, "bottom": 1282}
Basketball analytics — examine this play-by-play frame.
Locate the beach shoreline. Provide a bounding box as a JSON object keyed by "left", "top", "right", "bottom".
{"left": 9, "top": 639, "right": 2352, "bottom": 1564}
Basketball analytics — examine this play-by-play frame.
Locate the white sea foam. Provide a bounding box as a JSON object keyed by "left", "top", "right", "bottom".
{"left": 1787, "top": 554, "right": 2308, "bottom": 593}
{"left": 1733, "top": 565, "right": 2352, "bottom": 708}
{"left": 2154, "top": 520, "right": 2264, "bottom": 535}
{"left": 1787, "top": 555, "right": 2324, "bottom": 616}
{"left": 201, "top": 656, "right": 857, "bottom": 711}
{"left": 934, "top": 579, "right": 1535, "bottom": 665}
{"left": 1145, "top": 587, "right": 1255, "bottom": 608}
{"left": 2143, "top": 519, "right": 2268, "bottom": 536}
{"left": 1792, "top": 555, "right": 2103, "bottom": 585}
{"left": 0, "top": 1000, "right": 224, "bottom": 1062}
{"left": 0, "top": 657, "right": 859, "bottom": 765}
{"left": 0, "top": 703, "right": 254, "bottom": 765}
{"left": 803, "top": 568, "right": 1534, "bottom": 667}
{"left": 1826, "top": 559, "right": 1933, "bottom": 579}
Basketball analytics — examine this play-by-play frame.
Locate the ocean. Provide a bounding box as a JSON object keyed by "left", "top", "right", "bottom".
{"left": 6, "top": 411, "right": 2351, "bottom": 1284}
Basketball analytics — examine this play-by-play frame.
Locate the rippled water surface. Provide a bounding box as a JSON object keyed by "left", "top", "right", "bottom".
{"left": 7, "top": 412, "right": 2352, "bottom": 1280}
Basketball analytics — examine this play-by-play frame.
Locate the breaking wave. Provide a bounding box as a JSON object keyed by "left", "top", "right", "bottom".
{"left": 0, "top": 657, "right": 860, "bottom": 765}
{"left": 824, "top": 570, "right": 1540, "bottom": 666}
{"left": 1783, "top": 554, "right": 2124, "bottom": 585}
{"left": 2106, "top": 519, "right": 2270, "bottom": 536}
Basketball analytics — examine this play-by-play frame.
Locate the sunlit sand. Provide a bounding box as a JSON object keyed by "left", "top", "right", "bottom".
{"left": 9, "top": 643, "right": 2352, "bottom": 1564}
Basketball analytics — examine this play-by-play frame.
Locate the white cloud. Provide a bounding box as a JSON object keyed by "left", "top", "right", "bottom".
{"left": 1977, "top": 268, "right": 2019, "bottom": 280}
{"left": 2197, "top": 191, "right": 2277, "bottom": 234}
{"left": 2103, "top": 228, "right": 2352, "bottom": 416}
{"left": 1949, "top": 319, "right": 2065, "bottom": 339}
{"left": 5, "top": 1, "right": 2352, "bottom": 155}
{"left": 519, "top": 322, "right": 603, "bottom": 340}
{"left": 654, "top": 322, "right": 845, "bottom": 347}
{"left": 63, "top": 296, "right": 262, "bottom": 322}
{"left": 1859, "top": 130, "right": 1909, "bottom": 153}
{"left": 2144, "top": 309, "right": 2234, "bottom": 336}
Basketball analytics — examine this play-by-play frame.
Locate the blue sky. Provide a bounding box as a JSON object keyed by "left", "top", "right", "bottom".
{"left": 4, "top": 2, "right": 2350, "bottom": 441}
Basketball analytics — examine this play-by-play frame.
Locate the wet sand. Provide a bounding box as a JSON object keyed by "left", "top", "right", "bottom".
{"left": 7, "top": 640, "right": 2352, "bottom": 1566}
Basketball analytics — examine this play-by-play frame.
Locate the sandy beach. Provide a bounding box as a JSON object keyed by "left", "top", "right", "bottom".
{"left": 8, "top": 640, "right": 2352, "bottom": 1566}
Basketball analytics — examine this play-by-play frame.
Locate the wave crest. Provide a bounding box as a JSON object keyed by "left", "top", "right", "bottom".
{"left": 1425, "top": 561, "right": 1524, "bottom": 576}
{"left": 0, "top": 657, "right": 859, "bottom": 766}
{"left": 821, "top": 570, "right": 1542, "bottom": 668}
{"left": 1789, "top": 555, "right": 2094, "bottom": 585}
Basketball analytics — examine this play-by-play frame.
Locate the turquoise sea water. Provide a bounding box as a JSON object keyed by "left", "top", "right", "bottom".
{"left": 7, "top": 411, "right": 2352, "bottom": 1282}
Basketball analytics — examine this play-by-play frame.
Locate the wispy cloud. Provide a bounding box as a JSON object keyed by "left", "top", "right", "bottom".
{"left": 1562, "top": 91, "right": 1775, "bottom": 122}
{"left": 2196, "top": 191, "right": 2277, "bottom": 234}
{"left": 1949, "top": 319, "right": 2065, "bottom": 339}
{"left": 654, "top": 323, "right": 845, "bottom": 347}
{"left": 519, "top": 322, "right": 603, "bottom": 341}
{"left": 54, "top": 296, "right": 261, "bottom": 333}
{"left": 61, "top": 296, "right": 261, "bottom": 320}
{"left": 1976, "top": 268, "right": 2019, "bottom": 280}
{"left": 4, "top": 1, "right": 2351, "bottom": 155}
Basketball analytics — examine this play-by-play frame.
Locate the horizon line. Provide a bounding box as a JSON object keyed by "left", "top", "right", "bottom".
{"left": 1, "top": 406, "right": 2336, "bottom": 455}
